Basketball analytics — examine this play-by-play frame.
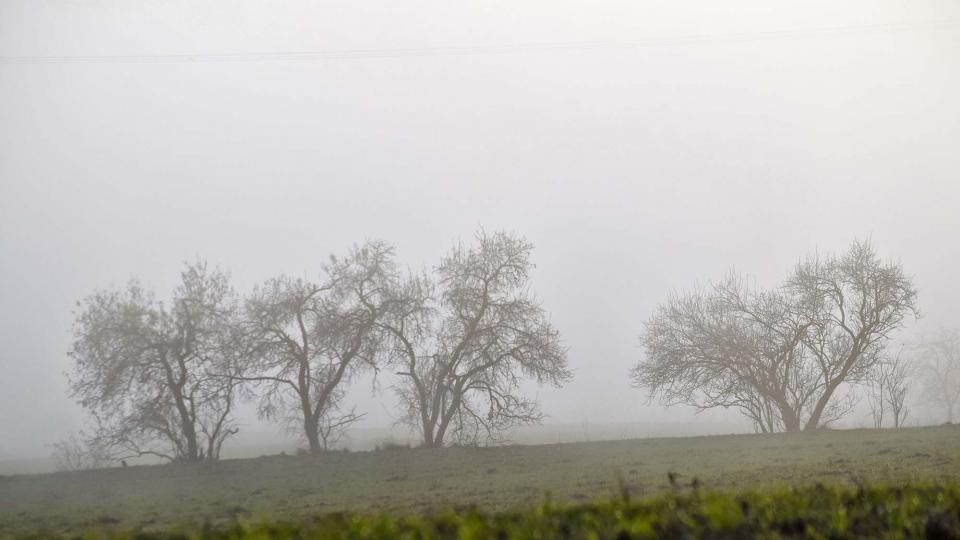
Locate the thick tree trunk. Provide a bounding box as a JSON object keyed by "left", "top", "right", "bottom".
{"left": 304, "top": 414, "right": 322, "bottom": 454}
{"left": 782, "top": 415, "right": 802, "bottom": 433}
{"left": 169, "top": 365, "right": 201, "bottom": 461}
{"left": 803, "top": 380, "right": 844, "bottom": 432}
{"left": 421, "top": 421, "right": 439, "bottom": 447}
{"left": 182, "top": 419, "right": 200, "bottom": 461}
{"left": 770, "top": 391, "right": 802, "bottom": 432}
{"left": 300, "top": 391, "right": 322, "bottom": 454}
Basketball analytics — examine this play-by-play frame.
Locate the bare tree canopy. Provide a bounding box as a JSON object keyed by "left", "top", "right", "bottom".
{"left": 68, "top": 262, "right": 242, "bottom": 462}
{"left": 239, "top": 241, "right": 396, "bottom": 454}
{"left": 917, "top": 329, "right": 960, "bottom": 423}
{"left": 382, "top": 231, "right": 571, "bottom": 447}
{"left": 633, "top": 240, "right": 918, "bottom": 432}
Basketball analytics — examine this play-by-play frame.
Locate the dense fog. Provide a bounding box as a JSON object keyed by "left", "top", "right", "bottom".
{"left": 1, "top": 0, "right": 958, "bottom": 471}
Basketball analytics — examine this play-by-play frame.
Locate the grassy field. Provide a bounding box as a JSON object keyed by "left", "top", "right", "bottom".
{"left": 1, "top": 424, "right": 958, "bottom": 537}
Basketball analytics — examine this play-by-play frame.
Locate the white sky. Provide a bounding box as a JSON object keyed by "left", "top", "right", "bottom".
{"left": 1, "top": 0, "right": 959, "bottom": 459}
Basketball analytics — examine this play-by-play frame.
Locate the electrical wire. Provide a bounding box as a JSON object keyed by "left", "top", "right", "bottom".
{"left": 1, "top": 19, "right": 957, "bottom": 65}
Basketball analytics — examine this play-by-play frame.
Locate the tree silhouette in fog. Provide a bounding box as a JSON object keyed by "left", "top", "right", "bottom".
{"left": 238, "top": 241, "right": 396, "bottom": 454}
{"left": 382, "top": 231, "right": 571, "bottom": 447}
{"left": 68, "top": 262, "right": 242, "bottom": 462}
{"left": 917, "top": 329, "right": 960, "bottom": 423}
{"left": 633, "top": 240, "right": 917, "bottom": 432}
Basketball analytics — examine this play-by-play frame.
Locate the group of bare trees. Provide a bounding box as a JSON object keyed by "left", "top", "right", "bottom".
{"left": 916, "top": 329, "right": 960, "bottom": 423}
{"left": 865, "top": 351, "right": 911, "bottom": 429}
{"left": 63, "top": 234, "right": 960, "bottom": 467}
{"left": 849, "top": 330, "right": 960, "bottom": 429}
{"left": 65, "top": 231, "right": 570, "bottom": 464}
{"left": 632, "top": 240, "right": 960, "bottom": 432}
{"left": 632, "top": 241, "right": 921, "bottom": 432}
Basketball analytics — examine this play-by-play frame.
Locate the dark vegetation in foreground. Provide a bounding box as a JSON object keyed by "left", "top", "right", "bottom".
{"left": 16, "top": 483, "right": 960, "bottom": 539}
{"left": 2, "top": 425, "right": 959, "bottom": 537}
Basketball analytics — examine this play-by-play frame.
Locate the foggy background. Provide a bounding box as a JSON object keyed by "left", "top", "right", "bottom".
{"left": 1, "top": 0, "right": 958, "bottom": 470}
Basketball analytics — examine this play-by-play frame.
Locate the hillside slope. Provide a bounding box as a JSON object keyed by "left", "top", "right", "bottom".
{"left": 1, "top": 425, "right": 958, "bottom": 535}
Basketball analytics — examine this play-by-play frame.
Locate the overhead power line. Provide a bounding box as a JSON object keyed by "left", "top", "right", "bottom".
{"left": 1, "top": 19, "right": 957, "bottom": 65}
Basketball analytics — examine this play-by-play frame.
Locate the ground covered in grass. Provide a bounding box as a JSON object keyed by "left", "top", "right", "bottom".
{"left": 2, "top": 425, "right": 959, "bottom": 537}
{"left": 14, "top": 483, "right": 960, "bottom": 539}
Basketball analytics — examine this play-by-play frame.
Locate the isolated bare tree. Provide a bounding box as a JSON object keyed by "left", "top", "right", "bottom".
{"left": 382, "top": 231, "right": 571, "bottom": 447}
{"left": 884, "top": 355, "right": 912, "bottom": 428}
{"left": 239, "top": 241, "right": 395, "bottom": 454}
{"left": 916, "top": 329, "right": 960, "bottom": 423}
{"left": 49, "top": 432, "right": 110, "bottom": 471}
{"left": 867, "top": 351, "right": 912, "bottom": 428}
{"left": 68, "top": 262, "right": 242, "bottom": 462}
{"left": 633, "top": 240, "right": 917, "bottom": 432}
{"left": 866, "top": 375, "right": 886, "bottom": 429}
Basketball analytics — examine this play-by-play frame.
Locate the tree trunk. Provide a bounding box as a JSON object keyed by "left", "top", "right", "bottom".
{"left": 421, "top": 421, "right": 439, "bottom": 448}
{"left": 304, "top": 412, "right": 322, "bottom": 454}
{"left": 300, "top": 386, "right": 321, "bottom": 454}
{"left": 183, "top": 420, "right": 200, "bottom": 461}
{"left": 171, "top": 382, "right": 200, "bottom": 460}
{"left": 803, "top": 379, "right": 844, "bottom": 432}
{"left": 781, "top": 413, "right": 802, "bottom": 432}
{"left": 771, "top": 392, "right": 802, "bottom": 432}
{"left": 172, "top": 389, "right": 200, "bottom": 460}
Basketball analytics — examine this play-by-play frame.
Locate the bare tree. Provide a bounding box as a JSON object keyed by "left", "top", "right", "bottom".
{"left": 885, "top": 354, "right": 912, "bottom": 428}
{"left": 382, "top": 231, "right": 571, "bottom": 447}
{"left": 866, "top": 375, "right": 886, "bottom": 429}
{"left": 49, "top": 432, "right": 110, "bottom": 471}
{"left": 916, "top": 329, "right": 960, "bottom": 423}
{"left": 239, "top": 241, "right": 395, "bottom": 454}
{"left": 787, "top": 240, "right": 918, "bottom": 430}
{"left": 68, "top": 262, "right": 242, "bottom": 462}
{"left": 633, "top": 240, "right": 917, "bottom": 432}
{"left": 867, "top": 351, "right": 912, "bottom": 428}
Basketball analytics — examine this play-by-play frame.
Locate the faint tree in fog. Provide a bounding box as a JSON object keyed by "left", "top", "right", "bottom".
{"left": 68, "top": 262, "right": 242, "bottom": 462}
{"left": 49, "top": 432, "right": 109, "bottom": 471}
{"left": 917, "top": 329, "right": 960, "bottom": 423}
{"left": 633, "top": 240, "right": 917, "bottom": 432}
{"left": 867, "top": 373, "right": 886, "bottom": 429}
{"left": 238, "top": 242, "right": 395, "bottom": 454}
{"left": 867, "top": 351, "right": 912, "bottom": 429}
{"left": 381, "top": 231, "right": 571, "bottom": 447}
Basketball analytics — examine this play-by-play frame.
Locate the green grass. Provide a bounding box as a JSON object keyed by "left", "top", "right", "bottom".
{"left": 12, "top": 483, "right": 960, "bottom": 539}
{"left": 1, "top": 424, "right": 959, "bottom": 537}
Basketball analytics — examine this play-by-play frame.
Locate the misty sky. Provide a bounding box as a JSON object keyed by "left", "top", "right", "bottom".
{"left": 1, "top": 0, "right": 959, "bottom": 460}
